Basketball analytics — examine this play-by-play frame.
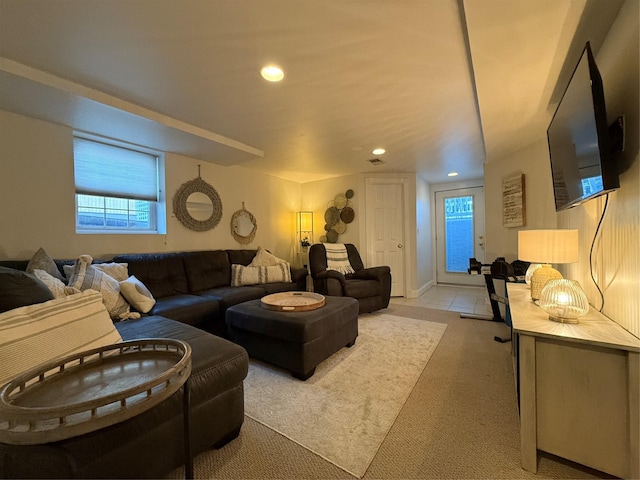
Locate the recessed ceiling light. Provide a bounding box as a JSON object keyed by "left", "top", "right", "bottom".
{"left": 447, "top": 172, "right": 459, "bottom": 177}
{"left": 260, "top": 65, "right": 284, "bottom": 82}
{"left": 372, "top": 148, "right": 386, "bottom": 155}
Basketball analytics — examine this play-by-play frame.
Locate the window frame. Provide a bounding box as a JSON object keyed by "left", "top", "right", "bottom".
{"left": 73, "top": 133, "right": 166, "bottom": 235}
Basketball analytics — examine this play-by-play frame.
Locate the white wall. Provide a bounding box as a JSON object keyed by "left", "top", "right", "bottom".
{"left": 483, "top": 0, "right": 639, "bottom": 337}
{"left": 560, "top": 0, "right": 639, "bottom": 337}
{"left": 415, "top": 176, "right": 433, "bottom": 294}
{"left": 0, "top": 109, "right": 301, "bottom": 263}
{"left": 484, "top": 139, "right": 558, "bottom": 262}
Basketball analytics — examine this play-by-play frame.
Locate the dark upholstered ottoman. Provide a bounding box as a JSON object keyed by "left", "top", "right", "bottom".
{"left": 225, "top": 296, "right": 359, "bottom": 380}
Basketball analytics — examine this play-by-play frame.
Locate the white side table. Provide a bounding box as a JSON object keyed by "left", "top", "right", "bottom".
{"left": 508, "top": 283, "right": 639, "bottom": 478}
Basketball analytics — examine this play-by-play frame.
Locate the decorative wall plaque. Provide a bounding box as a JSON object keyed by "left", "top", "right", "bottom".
{"left": 319, "top": 189, "right": 355, "bottom": 243}
{"left": 502, "top": 174, "right": 526, "bottom": 228}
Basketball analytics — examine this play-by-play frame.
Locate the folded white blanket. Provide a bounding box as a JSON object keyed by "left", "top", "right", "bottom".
{"left": 325, "top": 243, "right": 355, "bottom": 275}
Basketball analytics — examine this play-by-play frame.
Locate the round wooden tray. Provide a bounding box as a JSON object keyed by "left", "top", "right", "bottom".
{"left": 0, "top": 339, "right": 191, "bottom": 445}
{"left": 261, "top": 292, "right": 326, "bottom": 312}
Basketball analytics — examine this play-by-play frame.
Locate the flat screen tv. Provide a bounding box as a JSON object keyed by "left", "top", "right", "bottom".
{"left": 547, "top": 42, "right": 620, "bottom": 211}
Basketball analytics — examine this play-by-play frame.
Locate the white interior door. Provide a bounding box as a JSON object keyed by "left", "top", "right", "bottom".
{"left": 435, "top": 187, "right": 485, "bottom": 286}
{"left": 365, "top": 179, "right": 405, "bottom": 296}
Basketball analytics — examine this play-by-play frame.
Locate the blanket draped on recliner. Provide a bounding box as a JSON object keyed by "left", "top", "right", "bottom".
{"left": 324, "top": 243, "right": 355, "bottom": 275}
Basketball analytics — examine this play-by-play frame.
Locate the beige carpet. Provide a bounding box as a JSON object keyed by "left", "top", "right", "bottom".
{"left": 168, "top": 305, "right": 608, "bottom": 479}
{"left": 243, "top": 313, "right": 447, "bottom": 477}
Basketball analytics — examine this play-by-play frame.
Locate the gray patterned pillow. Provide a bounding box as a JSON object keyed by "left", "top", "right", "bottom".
{"left": 67, "top": 255, "right": 137, "bottom": 321}
{"left": 26, "top": 247, "right": 65, "bottom": 282}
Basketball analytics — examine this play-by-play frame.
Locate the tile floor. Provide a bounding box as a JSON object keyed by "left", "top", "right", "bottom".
{"left": 390, "top": 284, "right": 493, "bottom": 317}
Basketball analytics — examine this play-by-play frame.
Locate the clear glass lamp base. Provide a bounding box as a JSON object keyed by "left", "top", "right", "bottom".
{"left": 548, "top": 315, "right": 579, "bottom": 324}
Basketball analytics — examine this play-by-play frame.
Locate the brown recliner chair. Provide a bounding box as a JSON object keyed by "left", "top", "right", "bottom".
{"left": 309, "top": 243, "right": 391, "bottom": 313}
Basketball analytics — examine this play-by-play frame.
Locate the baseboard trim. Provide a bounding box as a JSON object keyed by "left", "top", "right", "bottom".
{"left": 404, "top": 280, "right": 434, "bottom": 299}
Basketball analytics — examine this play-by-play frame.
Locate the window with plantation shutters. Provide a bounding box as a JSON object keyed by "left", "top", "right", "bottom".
{"left": 73, "top": 135, "right": 165, "bottom": 233}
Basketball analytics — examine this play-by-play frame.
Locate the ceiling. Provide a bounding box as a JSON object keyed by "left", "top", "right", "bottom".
{"left": 0, "top": 0, "right": 624, "bottom": 184}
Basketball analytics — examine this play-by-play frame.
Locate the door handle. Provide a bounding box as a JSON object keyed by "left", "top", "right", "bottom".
{"left": 398, "top": 244, "right": 403, "bottom": 249}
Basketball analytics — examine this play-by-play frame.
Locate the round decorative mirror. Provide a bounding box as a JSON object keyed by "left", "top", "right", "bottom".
{"left": 186, "top": 192, "right": 214, "bottom": 221}
{"left": 173, "top": 175, "right": 222, "bottom": 232}
{"left": 231, "top": 204, "right": 257, "bottom": 244}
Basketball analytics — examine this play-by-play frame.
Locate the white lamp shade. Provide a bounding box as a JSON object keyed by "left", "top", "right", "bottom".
{"left": 298, "top": 211, "right": 313, "bottom": 232}
{"left": 518, "top": 229, "right": 579, "bottom": 264}
{"left": 539, "top": 279, "right": 589, "bottom": 323}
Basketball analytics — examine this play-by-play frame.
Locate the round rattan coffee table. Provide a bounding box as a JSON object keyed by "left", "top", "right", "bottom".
{"left": 0, "top": 339, "right": 194, "bottom": 478}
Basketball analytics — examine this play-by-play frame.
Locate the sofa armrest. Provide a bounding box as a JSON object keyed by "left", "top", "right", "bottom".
{"left": 314, "top": 269, "right": 346, "bottom": 286}
{"left": 354, "top": 265, "right": 391, "bottom": 282}
{"left": 290, "top": 267, "right": 308, "bottom": 284}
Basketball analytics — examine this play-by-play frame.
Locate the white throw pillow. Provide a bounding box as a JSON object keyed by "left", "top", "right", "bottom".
{"left": 249, "top": 247, "right": 287, "bottom": 267}
{"left": 0, "top": 290, "right": 123, "bottom": 386}
{"left": 231, "top": 263, "right": 291, "bottom": 286}
{"left": 32, "top": 269, "right": 80, "bottom": 298}
{"left": 119, "top": 275, "right": 156, "bottom": 313}
{"left": 67, "top": 255, "right": 136, "bottom": 320}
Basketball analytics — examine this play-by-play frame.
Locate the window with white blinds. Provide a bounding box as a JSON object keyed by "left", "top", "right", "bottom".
{"left": 73, "top": 135, "right": 165, "bottom": 233}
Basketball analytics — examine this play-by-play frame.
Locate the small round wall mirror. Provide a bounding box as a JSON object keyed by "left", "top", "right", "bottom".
{"left": 173, "top": 175, "right": 222, "bottom": 232}
{"left": 231, "top": 205, "right": 257, "bottom": 244}
{"left": 186, "top": 192, "right": 214, "bottom": 221}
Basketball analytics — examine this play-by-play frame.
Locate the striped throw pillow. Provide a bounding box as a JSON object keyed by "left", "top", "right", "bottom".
{"left": 67, "top": 255, "right": 134, "bottom": 320}
{"left": 231, "top": 263, "right": 291, "bottom": 286}
{"left": 0, "top": 290, "right": 123, "bottom": 387}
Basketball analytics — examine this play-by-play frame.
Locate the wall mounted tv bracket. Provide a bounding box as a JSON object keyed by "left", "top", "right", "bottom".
{"left": 609, "top": 115, "right": 625, "bottom": 154}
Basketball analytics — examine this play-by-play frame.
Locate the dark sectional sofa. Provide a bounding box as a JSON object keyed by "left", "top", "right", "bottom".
{"left": 0, "top": 249, "right": 307, "bottom": 479}
{"left": 112, "top": 249, "right": 308, "bottom": 336}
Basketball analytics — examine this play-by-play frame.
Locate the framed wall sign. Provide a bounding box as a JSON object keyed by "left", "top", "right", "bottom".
{"left": 503, "top": 174, "right": 526, "bottom": 228}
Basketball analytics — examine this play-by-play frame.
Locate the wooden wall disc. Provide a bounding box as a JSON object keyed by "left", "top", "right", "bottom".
{"left": 340, "top": 207, "right": 355, "bottom": 223}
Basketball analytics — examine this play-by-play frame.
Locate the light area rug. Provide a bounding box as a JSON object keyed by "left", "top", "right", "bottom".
{"left": 243, "top": 313, "right": 447, "bottom": 478}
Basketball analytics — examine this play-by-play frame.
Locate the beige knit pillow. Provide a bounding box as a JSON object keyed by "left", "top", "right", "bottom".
{"left": 249, "top": 247, "right": 286, "bottom": 267}
{"left": 33, "top": 269, "right": 80, "bottom": 298}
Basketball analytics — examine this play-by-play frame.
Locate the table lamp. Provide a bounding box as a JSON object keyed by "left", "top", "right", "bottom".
{"left": 517, "top": 229, "right": 579, "bottom": 301}
{"left": 538, "top": 279, "right": 589, "bottom": 323}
